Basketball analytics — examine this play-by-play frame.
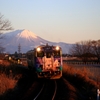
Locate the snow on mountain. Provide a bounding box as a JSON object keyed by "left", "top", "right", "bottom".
{"left": 16, "top": 29, "right": 37, "bottom": 39}
{"left": 1, "top": 29, "right": 73, "bottom": 54}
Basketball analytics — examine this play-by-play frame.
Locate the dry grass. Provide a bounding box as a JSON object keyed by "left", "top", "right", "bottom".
{"left": 0, "top": 60, "right": 23, "bottom": 96}
{"left": 0, "top": 60, "right": 11, "bottom": 66}
{"left": 63, "top": 62, "right": 100, "bottom": 88}
{"left": 62, "top": 63, "right": 100, "bottom": 99}
{"left": 0, "top": 73, "right": 18, "bottom": 95}
{"left": 63, "top": 63, "right": 93, "bottom": 78}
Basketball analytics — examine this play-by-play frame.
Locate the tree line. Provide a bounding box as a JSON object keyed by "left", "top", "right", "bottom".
{"left": 69, "top": 40, "right": 100, "bottom": 62}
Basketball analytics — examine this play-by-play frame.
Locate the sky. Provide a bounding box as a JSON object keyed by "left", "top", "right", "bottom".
{"left": 0, "top": 0, "right": 100, "bottom": 43}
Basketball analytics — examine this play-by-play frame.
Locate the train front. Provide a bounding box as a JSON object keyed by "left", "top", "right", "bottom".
{"left": 35, "top": 44, "right": 62, "bottom": 79}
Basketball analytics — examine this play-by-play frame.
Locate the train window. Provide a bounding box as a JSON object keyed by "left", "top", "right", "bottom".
{"left": 54, "top": 51, "right": 61, "bottom": 57}
{"left": 46, "top": 52, "right": 51, "bottom": 58}
{"left": 37, "top": 51, "right": 44, "bottom": 57}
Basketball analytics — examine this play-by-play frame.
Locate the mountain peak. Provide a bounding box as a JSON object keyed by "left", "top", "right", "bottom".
{"left": 17, "top": 29, "right": 37, "bottom": 39}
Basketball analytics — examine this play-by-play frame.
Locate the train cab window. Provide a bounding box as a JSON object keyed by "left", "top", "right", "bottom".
{"left": 54, "top": 51, "right": 61, "bottom": 57}
{"left": 46, "top": 52, "right": 51, "bottom": 58}
{"left": 37, "top": 51, "right": 44, "bottom": 57}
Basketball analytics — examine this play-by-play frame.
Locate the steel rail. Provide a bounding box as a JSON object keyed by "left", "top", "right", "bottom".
{"left": 52, "top": 80, "right": 57, "bottom": 100}
{"left": 33, "top": 80, "right": 57, "bottom": 100}
{"left": 33, "top": 84, "right": 45, "bottom": 100}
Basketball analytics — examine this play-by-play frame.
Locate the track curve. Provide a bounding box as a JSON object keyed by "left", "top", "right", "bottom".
{"left": 33, "top": 80, "right": 57, "bottom": 100}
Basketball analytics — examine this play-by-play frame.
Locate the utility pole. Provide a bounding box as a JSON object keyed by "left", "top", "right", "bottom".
{"left": 18, "top": 44, "right": 21, "bottom": 57}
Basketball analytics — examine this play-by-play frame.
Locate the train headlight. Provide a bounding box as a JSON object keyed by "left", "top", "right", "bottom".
{"left": 56, "top": 46, "right": 59, "bottom": 50}
{"left": 37, "top": 47, "right": 41, "bottom": 52}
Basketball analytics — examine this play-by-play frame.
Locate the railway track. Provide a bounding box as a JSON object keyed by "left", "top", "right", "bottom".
{"left": 1, "top": 76, "right": 97, "bottom": 100}
{"left": 52, "top": 81, "right": 57, "bottom": 100}
{"left": 33, "top": 80, "right": 57, "bottom": 100}
{"left": 33, "top": 84, "right": 45, "bottom": 100}
{"left": 14, "top": 68, "right": 97, "bottom": 100}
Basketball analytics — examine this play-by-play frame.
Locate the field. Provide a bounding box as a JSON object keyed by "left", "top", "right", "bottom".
{"left": 0, "top": 60, "right": 28, "bottom": 98}
{"left": 0, "top": 60, "right": 100, "bottom": 100}
{"left": 64, "top": 62, "right": 100, "bottom": 82}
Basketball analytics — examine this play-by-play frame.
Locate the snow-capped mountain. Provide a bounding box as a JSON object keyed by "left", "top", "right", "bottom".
{"left": 1, "top": 29, "right": 73, "bottom": 54}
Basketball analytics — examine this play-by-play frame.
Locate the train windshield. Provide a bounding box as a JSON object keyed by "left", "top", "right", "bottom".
{"left": 54, "top": 51, "right": 61, "bottom": 57}
{"left": 36, "top": 51, "right": 61, "bottom": 58}
{"left": 37, "top": 51, "right": 44, "bottom": 57}
{"left": 46, "top": 52, "right": 52, "bottom": 58}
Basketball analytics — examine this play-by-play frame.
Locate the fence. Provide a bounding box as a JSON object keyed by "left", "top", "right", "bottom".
{"left": 64, "top": 61, "right": 100, "bottom": 65}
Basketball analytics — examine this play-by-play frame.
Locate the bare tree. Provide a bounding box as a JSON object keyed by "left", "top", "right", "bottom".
{"left": 70, "top": 40, "right": 93, "bottom": 62}
{"left": 0, "top": 13, "right": 13, "bottom": 33}
{"left": 91, "top": 40, "right": 100, "bottom": 62}
{"left": 0, "top": 13, "right": 13, "bottom": 53}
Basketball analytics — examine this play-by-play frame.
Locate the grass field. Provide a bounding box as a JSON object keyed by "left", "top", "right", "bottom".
{"left": 0, "top": 73, "right": 18, "bottom": 95}
{"left": 0, "top": 60, "right": 100, "bottom": 100}
{"left": 63, "top": 62, "right": 100, "bottom": 87}
{"left": 0, "top": 60, "right": 25, "bottom": 95}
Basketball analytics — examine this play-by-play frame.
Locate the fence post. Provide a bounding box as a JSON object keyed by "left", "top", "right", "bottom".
{"left": 97, "top": 89, "right": 100, "bottom": 100}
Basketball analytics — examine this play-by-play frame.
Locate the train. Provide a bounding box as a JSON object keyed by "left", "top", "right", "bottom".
{"left": 27, "top": 43, "right": 63, "bottom": 79}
